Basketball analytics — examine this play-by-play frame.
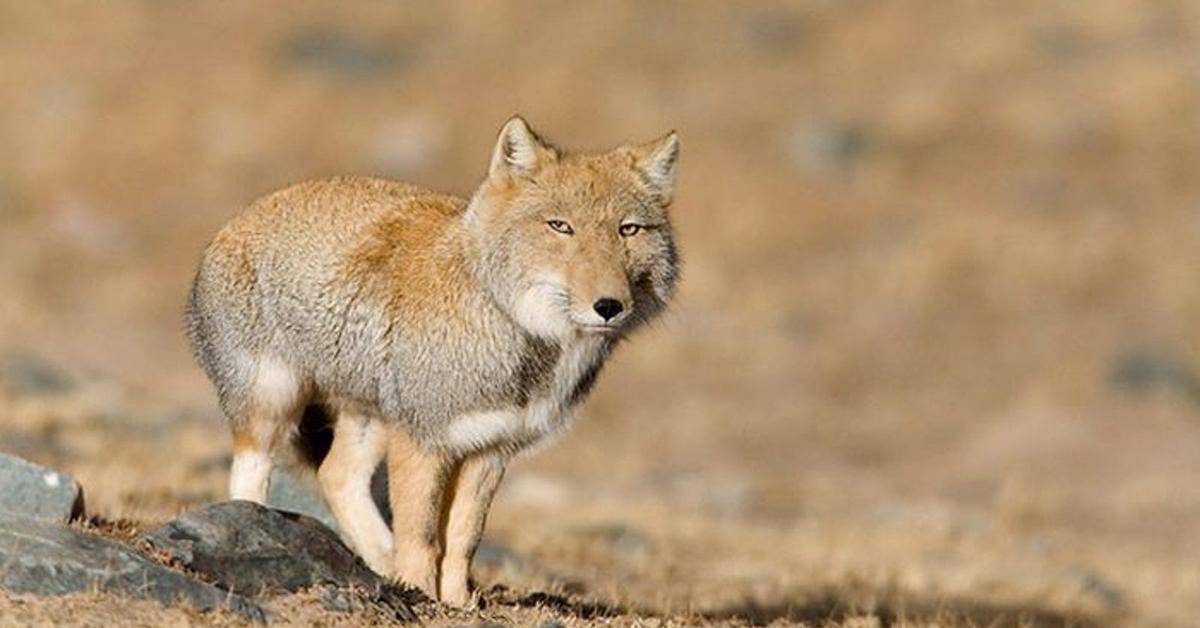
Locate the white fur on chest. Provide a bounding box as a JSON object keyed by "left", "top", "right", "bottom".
{"left": 445, "top": 336, "right": 605, "bottom": 452}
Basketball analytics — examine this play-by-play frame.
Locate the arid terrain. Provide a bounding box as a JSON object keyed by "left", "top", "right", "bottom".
{"left": 1, "top": 1, "right": 1199, "bottom": 626}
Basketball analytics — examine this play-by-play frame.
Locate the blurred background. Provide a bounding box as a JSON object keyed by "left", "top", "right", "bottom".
{"left": 1, "top": 2, "right": 1198, "bottom": 625}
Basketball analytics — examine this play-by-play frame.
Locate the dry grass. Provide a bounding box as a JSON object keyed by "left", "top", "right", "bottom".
{"left": 1, "top": 1, "right": 1199, "bottom": 626}
{"left": 0, "top": 348, "right": 1177, "bottom": 626}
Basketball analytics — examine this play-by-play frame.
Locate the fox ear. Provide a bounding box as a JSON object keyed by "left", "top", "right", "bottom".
{"left": 489, "top": 116, "right": 553, "bottom": 182}
{"left": 630, "top": 131, "right": 680, "bottom": 204}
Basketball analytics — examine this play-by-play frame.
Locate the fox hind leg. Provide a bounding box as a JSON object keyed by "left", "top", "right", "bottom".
{"left": 318, "top": 411, "right": 394, "bottom": 576}
{"left": 228, "top": 357, "right": 305, "bottom": 502}
{"left": 230, "top": 427, "right": 276, "bottom": 502}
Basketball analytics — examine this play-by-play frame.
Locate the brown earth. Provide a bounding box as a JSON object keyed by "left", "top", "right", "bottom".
{"left": 1, "top": 1, "right": 1198, "bottom": 626}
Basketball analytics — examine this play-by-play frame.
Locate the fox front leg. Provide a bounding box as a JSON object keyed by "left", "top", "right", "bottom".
{"left": 438, "top": 452, "right": 506, "bottom": 607}
{"left": 387, "top": 428, "right": 452, "bottom": 598}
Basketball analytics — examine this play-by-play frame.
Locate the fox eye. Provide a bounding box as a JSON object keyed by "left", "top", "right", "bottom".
{"left": 618, "top": 223, "right": 642, "bottom": 237}
{"left": 546, "top": 219, "right": 574, "bottom": 235}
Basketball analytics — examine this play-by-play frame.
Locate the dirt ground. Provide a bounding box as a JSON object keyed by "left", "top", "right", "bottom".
{"left": 1, "top": 1, "right": 1199, "bottom": 626}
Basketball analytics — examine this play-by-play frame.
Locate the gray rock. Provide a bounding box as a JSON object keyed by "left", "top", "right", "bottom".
{"left": 142, "top": 501, "right": 417, "bottom": 620}
{"left": 576, "top": 523, "right": 652, "bottom": 557}
{"left": 0, "top": 351, "right": 72, "bottom": 394}
{"left": 266, "top": 468, "right": 338, "bottom": 531}
{"left": 0, "top": 511, "right": 265, "bottom": 621}
{"left": 0, "top": 454, "right": 84, "bottom": 522}
{"left": 1110, "top": 349, "right": 1200, "bottom": 407}
{"left": 1064, "top": 566, "right": 1125, "bottom": 612}
{"left": 786, "top": 118, "right": 870, "bottom": 178}
{"left": 281, "top": 30, "right": 406, "bottom": 79}
{"left": 319, "top": 585, "right": 418, "bottom": 621}
{"left": 474, "top": 540, "right": 527, "bottom": 572}
{"left": 265, "top": 466, "right": 391, "bottom": 534}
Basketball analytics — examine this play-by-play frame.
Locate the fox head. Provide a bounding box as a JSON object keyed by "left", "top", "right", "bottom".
{"left": 465, "top": 116, "right": 680, "bottom": 341}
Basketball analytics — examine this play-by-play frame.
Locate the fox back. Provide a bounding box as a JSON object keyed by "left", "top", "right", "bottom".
{"left": 186, "top": 117, "right": 680, "bottom": 455}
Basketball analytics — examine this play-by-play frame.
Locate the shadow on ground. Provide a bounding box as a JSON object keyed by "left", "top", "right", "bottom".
{"left": 492, "top": 586, "right": 1112, "bottom": 627}
{"left": 487, "top": 587, "right": 628, "bottom": 620}
{"left": 703, "top": 591, "right": 1110, "bottom": 628}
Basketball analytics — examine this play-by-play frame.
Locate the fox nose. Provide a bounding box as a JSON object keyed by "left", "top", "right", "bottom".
{"left": 592, "top": 298, "right": 625, "bottom": 322}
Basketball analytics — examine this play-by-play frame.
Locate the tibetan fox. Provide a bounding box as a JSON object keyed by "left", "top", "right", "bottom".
{"left": 186, "top": 116, "right": 679, "bottom": 606}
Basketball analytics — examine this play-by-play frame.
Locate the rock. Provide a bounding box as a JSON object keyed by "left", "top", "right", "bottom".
{"left": 266, "top": 468, "right": 338, "bottom": 531}
{"left": 0, "top": 351, "right": 72, "bottom": 394}
{"left": 1062, "top": 566, "right": 1125, "bottom": 612}
{"left": 266, "top": 466, "right": 391, "bottom": 535}
{"left": 142, "top": 501, "right": 417, "bottom": 620}
{"left": 281, "top": 30, "right": 405, "bottom": 79}
{"left": 474, "top": 540, "right": 527, "bottom": 571}
{"left": 319, "top": 585, "right": 418, "bottom": 621}
{"left": 0, "top": 454, "right": 85, "bottom": 522}
{"left": 576, "top": 523, "right": 652, "bottom": 557}
{"left": 0, "top": 511, "right": 265, "bottom": 621}
{"left": 1110, "top": 349, "right": 1200, "bottom": 407}
{"left": 786, "top": 118, "right": 870, "bottom": 179}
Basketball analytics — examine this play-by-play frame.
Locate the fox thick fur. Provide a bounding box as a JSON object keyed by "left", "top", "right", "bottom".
{"left": 185, "top": 116, "right": 680, "bottom": 606}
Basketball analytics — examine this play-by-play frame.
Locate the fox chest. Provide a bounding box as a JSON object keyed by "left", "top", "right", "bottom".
{"left": 443, "top": 337, "right": 608, "bottom": 453}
